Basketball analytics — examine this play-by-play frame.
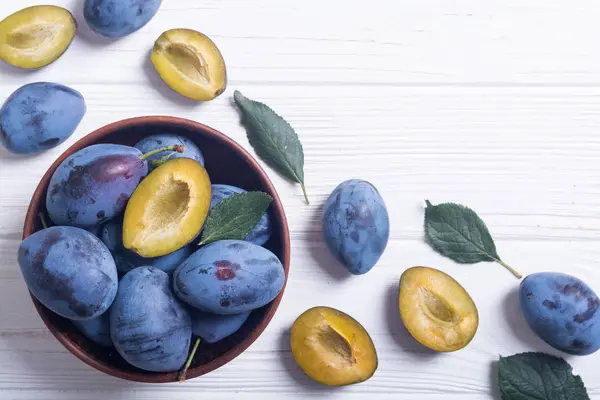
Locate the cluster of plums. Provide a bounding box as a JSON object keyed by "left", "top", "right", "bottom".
{"left": 289, "top": 179, "right": 600, "bottom": 387}
{"left": 17, "top": 133, "right": 286, "bottom": 373}
{"left": 0, "top": 1, "right": 227, "bottom": 155}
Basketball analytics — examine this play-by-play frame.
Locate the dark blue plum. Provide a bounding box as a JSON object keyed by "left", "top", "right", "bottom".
{"left": 17, "top": 227, "right": 118, "bottom": 320}
{"left": 173, "top": 240, "right": 285, "bottom": 314}
{"left": 520, "top": 272, "right": 600, "bottom": 355}
{"left": 322, "top": 179, "right": 389, "bottom": 275}
{"left": 134, "top": 134, "right": 204, "bottom": 171}
{"left": 209, "top": 184, "right": 272, "bottom": 246}
{"left": 190, "top": 310, "right": 251, "bottom": 343}
{"left": 0, "top": 82, "right": 86, "bottom": 154}
{"left": 73, "top": 312, "right": 112, "bottom": 347}
{"left": 110, "top": 267, "right": 191, "bottom": 372}
{"left": 84, "top": 0, "right": 162, "bottom": 38}
{"left": 100, "top": 219, "right": 192, "bottom": 274}
{"left": 46, "top": 144, "right": 148, "bottom": 228}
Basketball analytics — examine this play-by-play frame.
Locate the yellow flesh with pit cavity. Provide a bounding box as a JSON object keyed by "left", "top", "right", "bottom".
{"left": 0, "top": 6, "right": 76, "bottom": 69}
{"left": 122, "top": 158, "right": 211, "bottom": 258}
{"left": 151, "top": 29, "right": 227, "bottom": 101}
{"left": 290, "top": 306, "right": 378, "bottom": 386}
{"left": 399, "top": 266, "right": 479, "bottom": 352}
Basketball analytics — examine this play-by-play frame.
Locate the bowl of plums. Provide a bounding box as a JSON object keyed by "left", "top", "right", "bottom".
{"left": 19, "top": 116, "right": 290, "bottom": 383}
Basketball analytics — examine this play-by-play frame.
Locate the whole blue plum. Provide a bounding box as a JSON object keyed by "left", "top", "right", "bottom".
{"left": 84, "top": 0, "right": 162, "bottom": 38}
{"left": 110, "top": 267, "right": 191, "bottom": 372}
{"left": 100, "top": 219, "right": 192, "bottom": 274}
{"left": 17, "top": 227, "right": 118, "bottom": 320}
{"left": 0, "top": 82, "right": 86, "bottom": 154}
{"left": 209, "top": 184, "right": 272, "bottom": 246}
{"left": 173, "top": 240, "right": 285, "bottom": 314}
{"left": 73, "top": 312, "right": 112, "bottom": 347}
{"left": 46, "top": 144, "right": 149, "bottom": 228}
{"left": 134, "top": 134, "right": 204, "bottom": 171}
{"left": 190, "top": 310, "right": 251, "bottom": 343}
{"left": 322, "top": 179, "right": 389, "bottom": 275}
{"left": 520, "top": 272, "right": 600, "bottom": 355}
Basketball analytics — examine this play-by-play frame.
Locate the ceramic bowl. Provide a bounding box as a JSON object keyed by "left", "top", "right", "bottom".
{"left": 22, "top": 116, "right": 290, "bottom": 383}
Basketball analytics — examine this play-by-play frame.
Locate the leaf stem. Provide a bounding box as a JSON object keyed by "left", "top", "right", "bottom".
{"left": 178, "top": 337, "right": 201, "bottom": 383}
{"left": 495, "top": 259, "right": 523, "bottom": 279}
{"left": 300, "top": 182, "right": 309, "bottom": 205}
{"left": 140, "top": 145, "right": 185, "bottom": 161}
{"left": 38, "top": 212, "right": 49, "bottom": 229}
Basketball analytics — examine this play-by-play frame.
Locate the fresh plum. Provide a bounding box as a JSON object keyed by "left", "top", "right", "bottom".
{"left": 323, "top": 179, "right": 389, "bottom": 275}
{"left": 17, "top": 226, "right": 118, "bottom": 320}
{"left": 173, "top": 240, "right": 285, "bottom": 314}
{"left": 110, "top": 267, "right": 191, "bottom": 372}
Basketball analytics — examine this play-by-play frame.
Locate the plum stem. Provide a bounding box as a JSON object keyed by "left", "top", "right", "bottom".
{"left": 300, "top": 182, "right": 309, "bottom": 205}
{"left": 496, "top": 259, "right": 523, "bottom": 279}
{"left": 178, "top": 337, "right": 201, "bottom": 383}
{"left": 140, "top": 145, "right": 185, "bottom": 161}
{"left": 38, "top": 212, "right": 49, "bottom": 229}
{"left": 150, "top": 152, "right": 177, "bottom": 168}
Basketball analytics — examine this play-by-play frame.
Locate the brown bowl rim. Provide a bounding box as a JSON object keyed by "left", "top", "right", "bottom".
{"left": 22, "top": 116, "right": 290, "bottom": 383}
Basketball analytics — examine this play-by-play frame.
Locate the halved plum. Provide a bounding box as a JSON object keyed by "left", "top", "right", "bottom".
{"left": 290, "top": 306, "right": 377, "bottom": 386}
{"left": 398, "top": 266, "right": 478, "bottom": 352}
{"left": 122, "top": 158, "right": 211, "bottom": 257}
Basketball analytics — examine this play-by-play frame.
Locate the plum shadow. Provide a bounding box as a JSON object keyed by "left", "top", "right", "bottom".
{"left": 489, "top": 360, "right": 502, "bottom": 400}
{"left": 70, "top": 0, "right": 121, "bottom": 47}
{"left": 277, "top": 329, "right": 342, "bottom": 392}
{"left": 384, "top": 284, "right": 439, "bottom": 357}
{"left": 307, "top": 201, "right": 352, "bottom": 281}
{"left": 502, "top": 287, "right": 557, "bottom": 353}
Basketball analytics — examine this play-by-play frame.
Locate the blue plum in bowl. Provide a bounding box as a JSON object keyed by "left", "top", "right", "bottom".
{"left": 46, "top": 144, "right": 149, "bottom": 228}
{"left": 519, "top": 272, "right": 600, "bottom": 355}
{"left": 110, "top": 267, "right": 192, "bottom": 372}
{"left": 190, "top": 310, "right": 251, "bottom": 343}
{"left": 322, "top": 179, "right": 390, "bottom": 275}
{"left": 173, "top": 240, "right": 285, "bottom": 314}
{"left": 209, "top": 184, "right": 272, "bottom": 246}
{"left": 0, "top": 82, "right": 85, "bottom": 154}
{"left": 73, "top": 312, "right": 112, "bottom": 347}
{"left": 84, "top": 0, "right": 162, "bottom": 38}
{"left": 100, "top": 219, "right": 192, "bottom": 274}
{"left": 17, "top": 226, "right": 118, "bottom": 320}
{"left": 134, "top": 133, "right": 204, "bottom": 171}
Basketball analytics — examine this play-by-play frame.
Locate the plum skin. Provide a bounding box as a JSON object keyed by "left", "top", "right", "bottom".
{"left": 46, "top": 143, "right": 148, "bottom": 228}
{"left": 110, "top": 267, "right": 191, "bottom": 372}
{"left": 190, "top": 310, "right": 251, "bottom": 343}
{"left": 73, "top": 312, "right": 112, "bottom": 347}
{"left": 173, "top": 240, "right": 285, "bottom": 314}
{"left": 17, "top": 227, "right": 118, "bottom": 320}
{"left": 100, "top": 219, "right": 192, "bottom": 275}
{"left": 322, "top": 179, "right": 390, "bottom": 275}
{"left": 210, "top": 184, "right": 272, "bottom": 246}
{"left": 134, "top": 134, "right": 204, "bottom": 170}
{"left": 519, "top": 272, "right": 600, "bottom": 355}
{"left": 84, "top": 0, "right": 162, "bottom": 38}
{"left": 0, "top": 82, "right": 86, "bottom": 154}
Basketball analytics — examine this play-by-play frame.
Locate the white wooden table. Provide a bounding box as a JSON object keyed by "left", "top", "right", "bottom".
{"left": 1, "top": 1, "right": 600, "bottom": 399}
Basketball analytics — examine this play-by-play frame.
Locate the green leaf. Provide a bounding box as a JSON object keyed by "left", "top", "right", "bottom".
{"left": 424, "top": 200, "right": 522, "bottom": 279}
{"left": 499, "top": 352, "right": 590, "bottom": 400}
{"left": 199, "top": 191, "right": 273, "bottom": 246}
{"left": 233, "top": 90, "right": 309, "bottom": 204}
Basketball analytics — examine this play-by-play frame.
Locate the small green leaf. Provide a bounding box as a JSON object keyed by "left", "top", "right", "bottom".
{"left": 199, "top": 191, "right": 273, "bottom": 246}
{"left": 424, "top": 200, "right": 522, "bottom": 279}
{"left": 499, "top": 352, "right": 590, "bottom": 400}
{"left": 233, "top": 90, "right": 309, "bottom": 204}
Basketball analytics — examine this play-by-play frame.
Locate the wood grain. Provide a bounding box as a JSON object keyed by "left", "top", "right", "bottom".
{"left": 1, "top": 0, "right": 600, "bottom": 398}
